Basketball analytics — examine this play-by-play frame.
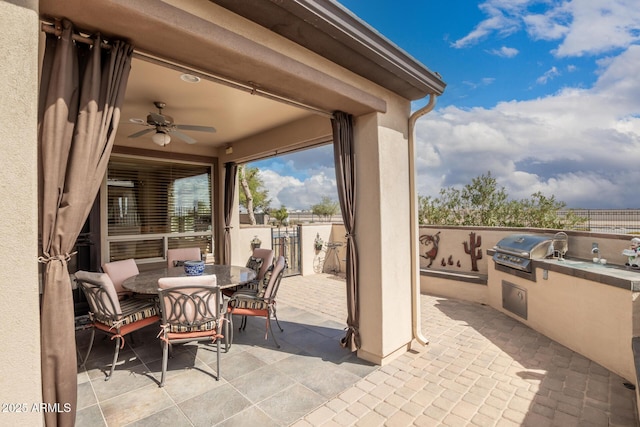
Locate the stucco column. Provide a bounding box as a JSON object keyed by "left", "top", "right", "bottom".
{"left": 354, "top": 107, "right": 414, "bottom": 365}
{"left": 0, "top": 0, "right": 43, "bottom": 425}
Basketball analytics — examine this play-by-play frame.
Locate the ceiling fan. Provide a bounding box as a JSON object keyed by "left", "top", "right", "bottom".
{"left": 127, "top": 101, "right": 216, "bottom": 146}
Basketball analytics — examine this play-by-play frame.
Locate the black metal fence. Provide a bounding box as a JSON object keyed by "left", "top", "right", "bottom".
{"left": 271, "top": 226, "right": 301, "bottom": 276}
{"left": 559, "top": 209, "right": 640, "bottom": 234}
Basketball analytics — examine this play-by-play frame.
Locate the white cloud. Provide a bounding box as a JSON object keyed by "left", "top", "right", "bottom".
{"left": 523, "top": 8, "right": 570, "bottom": 41}
{"left": 452, "top": 0, "right": 532, "bottom": 48}
{"left": 453, "top": 14, "right": 518, "bottom": 48}
{"left": 414, "top": 45, "right": 640, "bottom": 208}
{"left": 258, "top": 169, "right": 304, "bottom": 208}
{"left": 481, "top": 77, "right": 496, "bottom": 86}
{"left": 257, "top": 169, "right": 338, "bottom": 211}
{"left": 554, "top": 0, "right": 640, "bottom": 57}
{"left": 536, "top": 66, "right": 561, "bottom": 84}
{"left": 455, "top": 0, "right": 640, "bottom": 57}
{"left": 489, "top": 46, "right": 520, "bottom": 57}
{"left": 463, "top": 77, "right": 496, "bottom": 89}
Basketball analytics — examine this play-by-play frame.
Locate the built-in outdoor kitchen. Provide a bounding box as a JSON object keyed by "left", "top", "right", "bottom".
{"left": 489, "top": 231, "right": 639, "bottom": 382}
{"left": 419, "top": 225, "right": 640, "bottom": 414}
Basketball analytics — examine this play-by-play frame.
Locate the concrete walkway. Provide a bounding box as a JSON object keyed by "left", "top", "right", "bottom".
{"left": 75, "top": 273, "right": 638, "bottom": 426}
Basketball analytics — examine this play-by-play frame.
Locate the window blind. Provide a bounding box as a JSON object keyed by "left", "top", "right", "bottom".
{"left": 106, "top": 157, "right": 213, "bottom": 262}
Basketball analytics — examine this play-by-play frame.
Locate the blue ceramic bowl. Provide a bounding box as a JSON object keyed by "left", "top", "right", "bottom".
{"left": 183, "top": 260, "right": 205, "bottom": 276}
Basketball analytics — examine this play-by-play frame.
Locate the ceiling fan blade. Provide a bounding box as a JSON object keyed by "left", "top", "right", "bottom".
{"left": 171, "top": 130, "right": 198, "bottom": 144}
{"left": 175, "top": 124, "right": 216, "bottom": 133}
{"left": 128, "top": 128, "right": 154, "bottom": 138}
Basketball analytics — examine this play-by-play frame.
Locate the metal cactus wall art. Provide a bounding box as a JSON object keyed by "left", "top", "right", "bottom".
{"left": 463, "top": 232, "right": 483, "bottom": 272}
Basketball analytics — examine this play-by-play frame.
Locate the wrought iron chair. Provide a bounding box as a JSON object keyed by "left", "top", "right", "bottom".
{"left": 101, "top": 258, "right": 138, "bottom": 299}
{"left": 222, "top": 248, "right": 274, "bottom": 297}
{"left": 250, "top": 248, "right": 275, "bottom": 283}
{"left": 167, "top": 247, "right": 202, "bottom": 268}
{"left": 74, "top": 270, "right": 160, "bottom": 381}
{"left": 157, "top": 274, "right": 223, "bottom": 387}
{"left": 228, "top": 256, "right": 286, "bottom": 348}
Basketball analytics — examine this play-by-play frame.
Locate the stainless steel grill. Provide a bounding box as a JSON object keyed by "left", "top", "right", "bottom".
{"left": 493, "top": 234, "right": 553, "bottom": 272}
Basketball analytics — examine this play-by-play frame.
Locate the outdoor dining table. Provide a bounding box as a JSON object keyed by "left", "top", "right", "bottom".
{"left": 122, "top": 264, "right": 257, "bottom": 295}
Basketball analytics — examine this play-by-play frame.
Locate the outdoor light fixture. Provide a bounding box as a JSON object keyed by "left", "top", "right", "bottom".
{"left": 151, "top": 131, "right": 171, "bottom": 146}
{"left": 180, "top": 73, "right": 201, "bottom": 83}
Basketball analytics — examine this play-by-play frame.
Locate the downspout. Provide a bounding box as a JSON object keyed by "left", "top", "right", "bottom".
{"left": 408, "top": 94, "right": 437, "bottom": 346}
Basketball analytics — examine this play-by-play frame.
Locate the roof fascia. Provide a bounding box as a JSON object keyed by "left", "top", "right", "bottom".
{"left": 209, "top": 0, "right": 446, "bottom": 99}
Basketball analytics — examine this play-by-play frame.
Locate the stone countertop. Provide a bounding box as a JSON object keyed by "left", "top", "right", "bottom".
{"left": 535, "top": 258, "right": 640, "bottom": 291}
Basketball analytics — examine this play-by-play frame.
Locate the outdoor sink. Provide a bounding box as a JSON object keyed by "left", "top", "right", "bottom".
{"left": 555, "top": 258, "right": 628, "bottom": 271}
{"left": 558, "top": 259, "right": 610, "bottom": 268}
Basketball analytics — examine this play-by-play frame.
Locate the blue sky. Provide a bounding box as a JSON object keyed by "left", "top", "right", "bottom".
{"left": 251, "top": 0, "right": 640, "bottom": 210}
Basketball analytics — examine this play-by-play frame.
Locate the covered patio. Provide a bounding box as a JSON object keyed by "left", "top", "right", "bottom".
{"left": 3, "top": 1, "right": 445, "bottom": 425}
{"left": 75, "top": 273, "right": 637, "bottom": 426}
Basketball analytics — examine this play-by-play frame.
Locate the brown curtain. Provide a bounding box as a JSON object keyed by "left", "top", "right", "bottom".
{"left": 332, "top": 111, "right": 360, "bottom": 351}
{"left": 38, "top": 19, "right": 133, "bottom": 426}
{"left": 223, "top": 162, "right": 238, "bottom": 265}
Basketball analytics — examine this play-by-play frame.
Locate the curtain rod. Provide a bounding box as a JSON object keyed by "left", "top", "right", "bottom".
{"left": 40, "top": 20, "right": 334, "bottom": 119}
{"left": 133, "top": 50, "right": 335, "bottom": 119}
{"left": 231, "top": 136, "right": 333, "bottom": 165}
{"left": 41, "top": 21, "right": 113, "bottom": 50}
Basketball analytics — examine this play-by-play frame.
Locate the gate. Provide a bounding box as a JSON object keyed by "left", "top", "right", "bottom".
{"left": 271, "top": 226, "right": 301, "bottom": 276}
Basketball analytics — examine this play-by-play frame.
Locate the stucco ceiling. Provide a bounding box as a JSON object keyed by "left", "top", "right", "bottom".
{"left": 38, "top": 0, "right": 347, "bottom": 153}
{"left": 116, "top": 56, "right": 312, "bottom": 150}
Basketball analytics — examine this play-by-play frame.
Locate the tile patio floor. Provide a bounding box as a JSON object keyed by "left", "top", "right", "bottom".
{"left": 76, "top": 273, "right": 639, "bottom": 426}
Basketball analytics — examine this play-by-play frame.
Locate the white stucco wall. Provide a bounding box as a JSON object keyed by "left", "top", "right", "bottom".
{"left": 356, "top": 107, "right": 415, "bottom": 365}
{"left": 0, "top": 1, "right": 43, "bottom": 425}
{"left": 300, "top": 223, "right": 336, "bottom": 276}
{"left": 488, "top": 267, "right": 635, "bottom": 382}
{"left": 238, "top": 226, "right": 273, "bottom": 259}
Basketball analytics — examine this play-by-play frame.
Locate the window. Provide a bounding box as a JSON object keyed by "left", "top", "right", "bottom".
{"left": 105, "top": 156, "right": 213, "bottom": 263}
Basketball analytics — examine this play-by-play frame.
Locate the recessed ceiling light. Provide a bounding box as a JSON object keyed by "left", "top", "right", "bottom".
{"left": 180, "top": 73, "right": 201, "bottom": 83}
{"left": 129, "top": 118, "right": 146, "bottom": 124}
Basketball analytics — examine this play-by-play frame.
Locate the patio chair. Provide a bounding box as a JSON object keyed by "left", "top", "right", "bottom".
{"left": 101, "top": 258, "right": 138, "bottom": 299}
{"left": 167, "top": 247, "right": 202, "bottom": 268}
{"left": 157, "top": 274, "right": 223, "bottom": 387}
{"left": 222, "top": 247, "right": 274, "bottom": 297}
{"left": 74, "top": 271, "right": 160, "bottom": 381}
{"left": 228, "top": 256, "right": 286, "bottom": 348}
{"left": 250, "top": 248, "right": 275, "bottom": 281}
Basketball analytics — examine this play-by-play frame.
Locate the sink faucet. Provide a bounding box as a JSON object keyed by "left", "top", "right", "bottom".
{"left": 592, "top": 244, "right": 601, "bottom": 262}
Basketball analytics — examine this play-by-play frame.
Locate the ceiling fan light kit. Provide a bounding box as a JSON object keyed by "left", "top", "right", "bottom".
{"left": 151, "top": 131, "right": 171, "bottom": 146}
{"left": 128, "top": 101, "right": 216, "bottom": 146}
